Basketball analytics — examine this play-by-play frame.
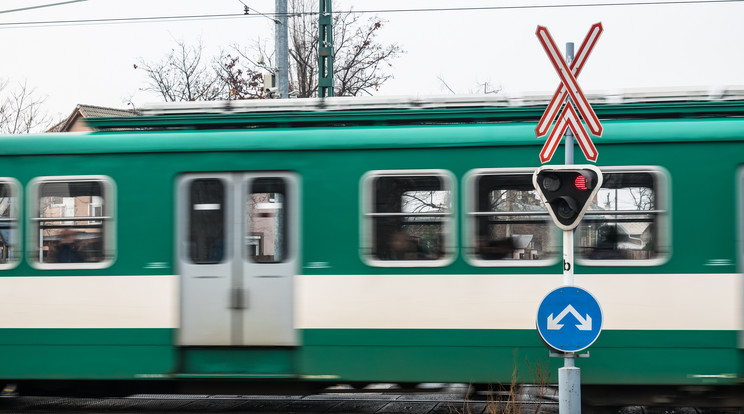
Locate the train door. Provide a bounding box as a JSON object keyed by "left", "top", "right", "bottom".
{"left": 177, "top": 173, "right": 299, "bottom": 346}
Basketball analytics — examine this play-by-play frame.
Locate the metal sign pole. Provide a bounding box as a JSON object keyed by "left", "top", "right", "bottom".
{"left": 560, "top": 41, "right": 581, "bottom": 414}
{"left": 564, "top": 42, "right": 575, "bottom": 166}
{"left": 560, "top": 352, "right": 581, "bottom": 414}
{"left": 560, "top": 229, "right": 581, "bottom": 414}
{"left": 563, "top": 229, "right": 574, "bottom": 285}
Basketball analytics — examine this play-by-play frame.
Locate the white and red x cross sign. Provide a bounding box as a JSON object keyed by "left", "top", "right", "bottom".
{"left": 536, "top": 23, "right": 603, "bottom": 163}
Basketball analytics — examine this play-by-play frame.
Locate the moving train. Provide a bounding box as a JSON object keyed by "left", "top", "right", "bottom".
{"left": 0, "top": 90, "right": 743, "bottom": 407}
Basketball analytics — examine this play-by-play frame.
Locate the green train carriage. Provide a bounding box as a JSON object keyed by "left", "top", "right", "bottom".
{"left": 0, "top": 92, "right": 742, "bottom": 406}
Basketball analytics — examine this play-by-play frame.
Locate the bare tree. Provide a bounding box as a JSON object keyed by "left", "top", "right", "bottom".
{"left": 230, "top": 1, "right": 402, "bottom": 98}
{"left": 214, "top": 52, "right": 267, "bottom": 100}
{"left": 139, "top": 2, "right": 402, "bottom": 101}
{"left": 137, "top": 39, "right": 227, "bottom": 102}
{"left": 0, "top": 80, "right": 50, "bottom": 134}
{"left": 332, "top": 13, "right": 401, "bottom": 96}
{"left": 286, "top": 0, "right": 402, "bottom": 97}
{"left": 629, "top": 187, "right": 654, "bottom": 211}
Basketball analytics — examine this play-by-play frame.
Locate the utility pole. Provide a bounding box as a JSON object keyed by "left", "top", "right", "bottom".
{"left": 318, "top": 0, "right": 334, "bottom": 97}
{"left": 275, "top": 0, "right": 289, "bottom": 98}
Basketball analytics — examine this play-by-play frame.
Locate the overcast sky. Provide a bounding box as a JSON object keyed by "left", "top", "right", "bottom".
{"left": 2, "top": 0, "right": 743, "bottom": 120}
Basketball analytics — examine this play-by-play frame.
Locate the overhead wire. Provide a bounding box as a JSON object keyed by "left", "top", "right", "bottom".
{"left": 0, "top": 0, "right": 86, "bottom": 15}
{"left": 0, "top": 0, "right": 742, "bottom": 28}
{"left": 334, "top": 0, "right": 744, "bottom": 15}
{"left": 0, "top": 13, "right": 254, "bottom": 29}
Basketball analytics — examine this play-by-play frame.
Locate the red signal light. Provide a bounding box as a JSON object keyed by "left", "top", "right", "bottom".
{"left": 574, "top": 174, "right": 588, "bottom": 190}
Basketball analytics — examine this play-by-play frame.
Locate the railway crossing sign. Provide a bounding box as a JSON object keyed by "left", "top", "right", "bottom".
{"left": 537, "top": 286, "right": 603, "bottom": 353}
{"left": 536, "top": 23, "right": 604, "bottom": 163}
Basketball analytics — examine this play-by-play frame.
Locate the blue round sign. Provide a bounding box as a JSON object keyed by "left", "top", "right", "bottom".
{"left": 536, "top": 286, "right": 602, "bottom": 353}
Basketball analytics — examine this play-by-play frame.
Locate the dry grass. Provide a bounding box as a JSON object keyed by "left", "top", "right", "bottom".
{"left": 454, "top": 354, "right": 553, "bottom": 414}
{"left": 525, "top": 356, "right": 553, "bottom": 414}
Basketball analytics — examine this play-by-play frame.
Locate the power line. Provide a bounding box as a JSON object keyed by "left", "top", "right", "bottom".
{"left": 0, "top": 0, "right": 86, "bottom": 15}
{"left": 0, "top": 0, "right": 741, "bottom": 28}
{"left": 238, "top": 0, "right": 280, "bottom": 24}
{"left": 335, "top": 0, "right": 744, "bottom": 16}
{"left": 0, "top": 13, "right": 255, "bottom": 28}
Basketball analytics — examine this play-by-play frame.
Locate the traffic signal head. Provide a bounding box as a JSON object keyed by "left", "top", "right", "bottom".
{"left": 532, "top": 165, "right": 603, "bottom": 230}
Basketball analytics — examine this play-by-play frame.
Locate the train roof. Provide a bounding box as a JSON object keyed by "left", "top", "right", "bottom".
{"left": 85, "top": 87, "right": 744, "bottom": 131}
{"left": 1, "top": 89, "right": 744, "bottom": 157}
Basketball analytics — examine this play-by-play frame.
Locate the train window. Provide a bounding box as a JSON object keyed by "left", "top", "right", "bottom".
{"left": 189, "top": 179, "right": 225, "bottom": 264}
{"left": 465, "top": 169, "right": 558, "bottom": 266}
{"left": 576, "top": 167, "right": 669, "bottom": 265}
{"left": 31, "top": 176, "right": 115, "bottom": 268}
{"left": 0, "top": 179, "right": 20, "bottom": 268}
{"left": 246, "top": 178, "right": 288, "bottom": 263}
{"left": 362, "top": 170, "right": 455, "bottom": 266}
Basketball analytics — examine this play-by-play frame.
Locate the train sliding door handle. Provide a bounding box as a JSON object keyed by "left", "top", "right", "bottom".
{"left": 230, "top": 288, "right": 248, "bottom": 310}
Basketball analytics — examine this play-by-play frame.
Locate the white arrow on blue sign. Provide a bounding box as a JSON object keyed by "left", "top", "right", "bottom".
{"left": 537, "top": 286, "right": 603, "bottom": 353}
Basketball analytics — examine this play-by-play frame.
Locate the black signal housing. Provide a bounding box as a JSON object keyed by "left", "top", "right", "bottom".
{"left": 533, "top": 165, "right": 603, "bottom": 230}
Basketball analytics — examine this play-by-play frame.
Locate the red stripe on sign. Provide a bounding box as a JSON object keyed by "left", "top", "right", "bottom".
{"left": 540, "top": 111, "right": 570, "bottom": 163}
{"left": 563, "top": 104, "right": 599, "bottom": 162}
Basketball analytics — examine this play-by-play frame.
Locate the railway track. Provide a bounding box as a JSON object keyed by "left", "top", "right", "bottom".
{"left": 0, "top": 384, "right": 561, "bottom": 413}
{"left": 3, "top": 385, "right": 742, "bottom": 413}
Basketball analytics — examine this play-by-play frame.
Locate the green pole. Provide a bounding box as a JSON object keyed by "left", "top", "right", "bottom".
{"left": 318, "top": 0, "right": 334, "bottom": 97}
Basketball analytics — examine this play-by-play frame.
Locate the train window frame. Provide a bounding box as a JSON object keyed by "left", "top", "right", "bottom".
{"left": 464, "top": 168, "right": 559, "bottom": 267}
{"left": 361, "top": 169, "right": 456, "bottom": 267}
{"left": 187, "top": 177, "right": 228, "bottom": 265}
{"left": 0, "top": 178, "right": 21, "bottom": 269}
{"left": 576, "top": 166, "right": 670, "bottom": 267}
{"left": 245, "top": 176, "right": 291, "bottom": 264}
{"left": 28, "top": 175, "right": 116, "bottom": 270}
